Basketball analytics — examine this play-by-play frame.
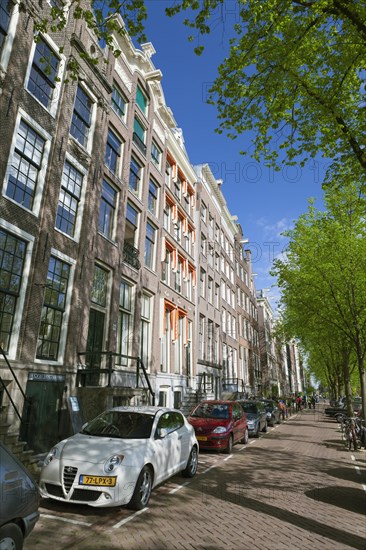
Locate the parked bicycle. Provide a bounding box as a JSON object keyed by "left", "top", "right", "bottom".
{"left": 341, "top": 416, "right": 363, "bottom": 451}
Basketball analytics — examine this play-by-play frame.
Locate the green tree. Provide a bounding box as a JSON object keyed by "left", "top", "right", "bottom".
{"left": 272, "top": 182, "right": 366, "bottom": 419}
{"left": 35, "top": 1, "right": 366, "bottom": 174}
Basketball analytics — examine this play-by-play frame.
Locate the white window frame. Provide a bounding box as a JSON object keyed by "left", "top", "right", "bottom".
{"left": 24, "top": 33, "right": 66, "bottom": 117}
{"left": 69, "top": 82, "right": 97, "bottom": 154}
{"left": 55, "top": 153, "right": 87, "bottom": 242}
{"left": 34, "top": 248, "right": 76, "bottom": 365}
{"left": 0, "top": 219, "right": 34, "bottom": 360}
{"left": 3, "top": 108, "right": 52, "bottom": 217}
{"left": 0, "top": 0, "right": 20, "bottom": 74}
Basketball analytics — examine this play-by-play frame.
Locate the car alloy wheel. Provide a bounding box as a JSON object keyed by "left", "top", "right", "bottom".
{"left": 182, "top": 447, "right": 198, "bottom": 478}
{"left": 128, "top": 466, "right": 152, "bottom": 510}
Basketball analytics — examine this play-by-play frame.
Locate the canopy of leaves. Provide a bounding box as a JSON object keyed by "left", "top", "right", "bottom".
{"left": 36, "top": 1, "right": 366, "bottom": 173}
{"left": 167, "top": 1, "right": 366, "bottom": 172}
{"left": 271, "top": 181, "right": 366, "bottom": 409}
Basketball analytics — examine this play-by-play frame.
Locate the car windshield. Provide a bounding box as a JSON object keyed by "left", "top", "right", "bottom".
{"left": 191, "top": 403, "right": 230, "bottom": 419}
{"left": 80, "top": 411, "right": 155, "bottom": 439}
{"left": 241, "top": 403, "right": 258, "bottom": 414}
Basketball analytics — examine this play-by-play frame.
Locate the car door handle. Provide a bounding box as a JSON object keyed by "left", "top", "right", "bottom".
{"left": 178, "top": 435, "right": 182, "bottom": 440}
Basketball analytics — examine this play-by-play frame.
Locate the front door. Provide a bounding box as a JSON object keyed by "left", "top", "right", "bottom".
{"left": 21, "top": 374, "right": 65, "bottom": 453}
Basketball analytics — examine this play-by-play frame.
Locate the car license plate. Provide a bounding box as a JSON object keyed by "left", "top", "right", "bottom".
{"left": 79, "top": 475, "right": 117, "bottom": 487}
{"left": 196, "top": 436, "right": 208, "bottom": 442}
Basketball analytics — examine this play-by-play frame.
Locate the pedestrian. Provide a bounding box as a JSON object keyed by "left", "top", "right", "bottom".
{"left": 310, "top": 395, "right": 316, "bottom": 409}
{"left": 296, "top": 395, "right": 302, "bottom": 411}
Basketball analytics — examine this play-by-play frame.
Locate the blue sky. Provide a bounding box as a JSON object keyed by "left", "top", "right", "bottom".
{"left": 143, "top": 1, "right": 326, "bottom": 308}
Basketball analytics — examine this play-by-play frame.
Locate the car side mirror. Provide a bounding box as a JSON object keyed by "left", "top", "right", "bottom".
{"left": 157, "top": 428, "right": 168, "bottom": 439}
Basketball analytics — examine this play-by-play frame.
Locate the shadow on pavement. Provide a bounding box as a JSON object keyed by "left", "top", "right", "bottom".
{"left": 305, "top": 486, "right": 366, "bottom": 515}
{"left": 325, "top": 467, "right": 366, "bottom": 484}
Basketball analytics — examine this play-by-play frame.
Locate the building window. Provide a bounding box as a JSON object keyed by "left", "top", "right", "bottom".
{"left": 201, "top": 233, "right": 207, "bottom": 257}
{"left": 151, "top": 140, "right": 161, "bottom": 169}
{"left": 174, "top": 177, "right": 181, "bottom": 200}
{"left": 111, "top": 85, "right": 127, "bottom": 119}
{"left": 0, "top": 0, "right": 11, "bottom": 54}
{"left": 6, "top": 119, "right": 46, "bottom": 211}
{"left": 208, "top": 276, "right": 213, "bottom": 304}
{"left": 125, "top": 202, "right": 139, "bottom": 247}
{"left": 165, "top": 160, "right": 172, "bottom": 187}
{"left": 201, "top": 201, "right": 207, "bottom": 223}
{"left": 0, "top": 229, "right": 26, "bottom": 352}
{"left": 105, "top": 128, "right": 121, "bottom": 174}
{"left": 148, "top": 178, "right": 158, "bottom": 216}
{"left": 117, "top": 280, "right": 133, "bottom": 365}
{"left": 91, "top": 264, "right": 108, "bottom": 307}
{"left": 173, "top": 216, "right": 182, "bottom": 244}
{"left": 208, "top": 319, "right": 213, "bottom": 362}
{"left": 144, "top": 222, "right": 156, "bottom": 270}
{"left": 140, "top": 292, "right": 152, "bottom": 368}
{"left": 98, "top": 180, "right": 117, "bottom": 240}
{"left": 215, "top": 283, "right": 220, "bottom": 309}
{"left": 36, "top": 256, "right": 70, "bottom": 360}
{"left": 200, "top": 268, "right": 206, "bottom": 299}
{"left": 161, "top": 247, "right": 172, "bottom": 286}
{"left": 199, "top": 314, "right": 205, "bottom": 360}
{"left": 136, "top": 85, "right": 147, "bottom": 114}
{"left": 174, "top": 257, "right": 183, "bottom": 294}
{"left": 129, "top": 156, "right": 142, "bottom": 196}
{"left": 56, "top": 160, "right": 83, "bottom": 237}
{"left": 133, "top": 117, "right": 146, "bottom": 155}
{"left": 27, "top": 36, "right": 60, "bottom": 109}
{"left": 70, "top": 86, "right": 92, "bottom": 147}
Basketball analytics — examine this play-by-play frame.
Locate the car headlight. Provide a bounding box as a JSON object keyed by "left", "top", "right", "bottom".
{"left": 44, "top": 446, "right": 60, "bottom": 466}
{"left": 104, "top": 454, "right": 124, "bottom": 473}
{"left": 212, "top": 426, "right": 227, "bottom": 434}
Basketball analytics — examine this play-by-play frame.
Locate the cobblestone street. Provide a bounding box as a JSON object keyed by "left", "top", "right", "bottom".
{"left": 25, "top": 406, "right": 366, "bottom": 549}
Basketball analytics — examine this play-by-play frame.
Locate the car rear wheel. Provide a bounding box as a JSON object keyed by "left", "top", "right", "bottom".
{"left": 0, "top": 523, "right": 23, "bottom": 550}
{"left": 182, "top": 447, "right": 198, "bottom": 478}
{"left": 128, "top": 466, "right": 152, "bottom": 510}
{"left": 224, "top": 434, "right": 233, "bottom": 454}
{"left": 241, "top": 428, "right": 249, "bottom": 444}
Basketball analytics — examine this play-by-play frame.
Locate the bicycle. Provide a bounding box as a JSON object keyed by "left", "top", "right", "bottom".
{"left": 342, "top": 417, "right": 362, "bottom": 451}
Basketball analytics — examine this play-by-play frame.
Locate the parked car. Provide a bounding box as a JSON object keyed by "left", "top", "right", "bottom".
{"left": 260, "top": 399, "right": 281, "bottom": 427}
{"left": 239, "top": 400, "right": 268, "bottom": 437}
{"left": 39, "top": 406, "right": 198, "bottom": 510}
{"left": 0, "top": 442, "right": 40, "bottom": 550}
{"left": 187, "top": 400, "right": 248, "bottom": 453}
{"left": 325, "top": 400, "right": 362, "bottom": 422}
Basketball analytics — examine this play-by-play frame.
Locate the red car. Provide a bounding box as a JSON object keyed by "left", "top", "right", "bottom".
{"left": 187, "top": 400, "right": 248, "bottom": 453}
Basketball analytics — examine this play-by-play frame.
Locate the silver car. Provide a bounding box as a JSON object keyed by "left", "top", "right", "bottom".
{"left": 0, "top": 442, "right": 40, "bottom": 550}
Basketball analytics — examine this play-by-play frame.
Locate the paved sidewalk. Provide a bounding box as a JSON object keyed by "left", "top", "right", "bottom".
{"left": 26, "top": 405, "right": 366, "bottom": 550}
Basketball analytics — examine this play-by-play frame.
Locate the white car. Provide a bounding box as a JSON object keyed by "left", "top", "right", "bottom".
{"left": 39, "top": 406, "right": 198, "bottom": 509}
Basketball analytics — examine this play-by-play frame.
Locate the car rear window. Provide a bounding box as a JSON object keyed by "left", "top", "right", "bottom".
{"left": 191, "top": 403, "right": 230, "bottom": 419}
{"left": 240, "top": 402, "right": 258, "bottom": 414}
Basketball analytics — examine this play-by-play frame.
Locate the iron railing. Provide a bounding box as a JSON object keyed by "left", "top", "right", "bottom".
{"left": 0, "top": 345, "right": 28, "bottom": 423}
{"left": 123, "top": 242, "right": 141, "bottom": 269}
{"left": 76, "top": 350, "right": 155, "bottom": 405}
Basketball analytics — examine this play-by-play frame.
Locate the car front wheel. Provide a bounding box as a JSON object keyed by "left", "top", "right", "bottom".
{"left": 128, "top": 466, "right": 153, "bottom": 510}
{"left": 0, "top": 523, "right": 23, "bottom": 550}
{"left": 224, "top": 434, "right": 233, "bottom": 454}
{"left": 182, "top": 447, "right": 198, "bottom": 478}
{"left": 241, "top": 428, "right": 249, "bottom": 444}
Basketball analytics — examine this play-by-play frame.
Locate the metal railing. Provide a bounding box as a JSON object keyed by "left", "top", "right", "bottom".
{"left": 123, "top": 242, "right": 141, "bottom": 269}
{"left": 76, "top": 350, "right": 155, "bottom": 404}
{"left": 222, "top": 378, "right": 246, "bottom": 393}
{"left": 0, "top": 345, "right": 28, "bottom": 423}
